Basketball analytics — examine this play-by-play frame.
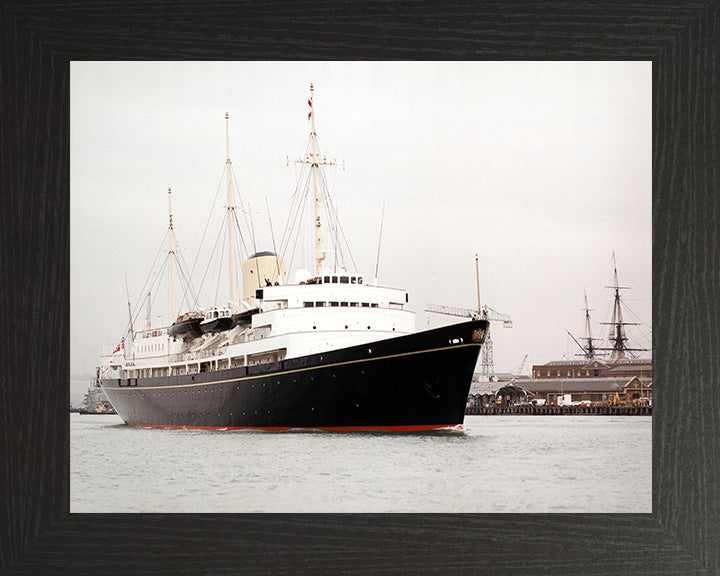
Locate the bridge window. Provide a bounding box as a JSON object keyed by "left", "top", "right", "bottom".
{"left": 340, "top": 276, "right": 349, "bottom": 284}
{"left": 316, "top": 301, "right": 325, "bottom": 307}
{"left": 303, "top": 302, "right": 314, "bottom": 307}
{"left": 330, "top": 301, "right": 339, "bottom": 307}
{"left": 324, "top": 276, "right": 330, "bottom": 283}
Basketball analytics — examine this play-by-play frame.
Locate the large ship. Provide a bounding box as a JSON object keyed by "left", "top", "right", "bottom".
{"left": 98, "top": 85, "right": 488, "bottom": 431}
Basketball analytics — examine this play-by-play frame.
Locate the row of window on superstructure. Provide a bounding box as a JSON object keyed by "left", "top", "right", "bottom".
{"left": 303, "top": 301, "right": 378, "bottom": 308}
{"left": 139, "top": 343, "right": 165, "bottom": 353}
{"left": 305, "top": 274, "right": 364, "bottom": 285}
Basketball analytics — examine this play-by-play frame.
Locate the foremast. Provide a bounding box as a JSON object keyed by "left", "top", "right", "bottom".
{"left": 581, "top": 289, "right": 597, "bottom": 359}
{"left": 226, "top": 112, "right": 239, "bottom": 311}
{"left": 168, "top": 187, "right": 176, "bottom": 320}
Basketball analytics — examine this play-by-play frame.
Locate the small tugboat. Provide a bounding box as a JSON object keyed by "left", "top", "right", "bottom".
{"left": 99, "top": 85, "right": 489, "bottom": 431}
{"left": 78, "top": 369, "right": 117, "bottom": 415}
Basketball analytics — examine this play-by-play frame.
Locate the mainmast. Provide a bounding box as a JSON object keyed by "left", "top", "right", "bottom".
{"left": 168, "top": 187, "right": 176, "bottom": 320}
{"left": 292, "top": 84, "right": 342, "bottom": 275}
{"left": 226, "top": 112, "right": 238, "bottom": 310}
{"left": 605, "top": 254, "right": 630, "bottom": 359}
{"left": 308, "top": 84, "right": 326, "bottom": 275}
{"left": 599, "top": 253, "right": 644, "bottom": 361}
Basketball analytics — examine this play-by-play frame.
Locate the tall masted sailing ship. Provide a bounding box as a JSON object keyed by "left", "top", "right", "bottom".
{"left": 99, "top": 85, "right": 488, "bottom": 431}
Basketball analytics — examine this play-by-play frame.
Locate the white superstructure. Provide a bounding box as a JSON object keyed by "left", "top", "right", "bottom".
{"left": 102, "top": 270, "right": 415, "bottom": 380}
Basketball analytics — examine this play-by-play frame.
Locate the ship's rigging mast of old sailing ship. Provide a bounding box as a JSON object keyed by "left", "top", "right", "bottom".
{"left": 567, "top": 254, "right": 650, "bottom": 362}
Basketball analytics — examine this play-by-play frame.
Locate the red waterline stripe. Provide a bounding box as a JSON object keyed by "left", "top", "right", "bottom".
{"left": 128, "top": 423, "right": 464, "bottom": 432}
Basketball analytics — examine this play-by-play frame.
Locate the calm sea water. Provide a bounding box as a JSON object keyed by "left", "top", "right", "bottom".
{"left": 70, "top": 413, "right": 651, "bottom": 513}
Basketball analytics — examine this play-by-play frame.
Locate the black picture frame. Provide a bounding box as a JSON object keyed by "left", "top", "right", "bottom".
{"left": 2, "top": 2, "right": 717, "bottom": 574}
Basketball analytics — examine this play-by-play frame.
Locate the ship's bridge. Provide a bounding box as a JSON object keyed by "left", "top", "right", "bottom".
{"left": 303, "top": 273, "right": 365, "bottom": 286}
{"left": 249, "top": 274, "right": 416, "bottom": 343}
{"left": 254, "top": 274, "right": 408, "bottom": 312}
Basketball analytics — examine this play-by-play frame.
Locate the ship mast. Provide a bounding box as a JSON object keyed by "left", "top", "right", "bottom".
{"left": 292, "top": 84, "right": 342, "bottom": 275}
{"left": 598, "top": 253, "right": 645, "bottom": 360}
{"left": 475, "top": 253, "right": 483, "bottom": 318}
{"left": 582, "top": 288, "right": 595, "bottom": 359}
{"left": 226, "top": 112, "right": 238, "bottom": 310}
{"left": 168, "top": 187, "right": 176, "bottom": 320}
{"left": 308, "top": 84, "right": 326, "bottom": 275}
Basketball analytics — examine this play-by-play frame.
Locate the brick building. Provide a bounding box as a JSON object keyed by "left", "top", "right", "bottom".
{"left": 521, "top": 357, "right": 652, "bottom": 405}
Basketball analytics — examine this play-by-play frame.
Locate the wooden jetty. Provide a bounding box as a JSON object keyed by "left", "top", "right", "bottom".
{"left": 466, "top": 404, "right": 651, "bottom": 416}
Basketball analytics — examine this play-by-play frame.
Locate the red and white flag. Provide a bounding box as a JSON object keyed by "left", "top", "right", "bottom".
{"left": 112, "top": 337, "right": 125, "bottom": 355}
{"left": 307, "top": 98, "right": 312, "bottom": 121}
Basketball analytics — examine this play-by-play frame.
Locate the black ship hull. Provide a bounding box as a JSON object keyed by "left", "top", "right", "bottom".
{"left": 100, "top": 320, "right": 488, "bottom": 431}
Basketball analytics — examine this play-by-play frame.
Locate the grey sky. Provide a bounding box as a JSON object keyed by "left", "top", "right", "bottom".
{"left": 70, "top": 61, "right": 651, "bottom": 391}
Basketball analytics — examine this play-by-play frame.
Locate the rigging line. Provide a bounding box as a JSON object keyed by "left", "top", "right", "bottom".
{"left": 279, "top": 162, "right": 310, "bottom": 256}
{"left": 246, "top": 202, "right": 263, "bottom": 286}
{"left": 195, "top": 209, "right": 228, "bottom": 309}
{"left": 278, "top": 137, "right": 314, "bottom": 253}
{"left": 188, "top": 165, "right": 227, "bottom": 287}
{"left": 265, "top": 196, "right": 282, "bottom": 282}
{"left": 617, "top": 299, "right": 651, "bottom": 327}
{"left": 233, "top": 210, "right": 250, "bottom": 260}
{"left": 124, "top": 272, "right": 134, "bottom": 339}
{"left": 320, "top": 169, "right": 357, "bottom": 272}
{"left": 129, "top": 228, "right": 169, "bottom": 320}
{"left": 320, "top": 172, "right": 342, "bottom": 268}
{"left": 169, "top": 231, "right": 198, "bottom": 311}
{"left": 134, "top": 254, "right": 168, "bottom": 329}
{"left": 374, "top": 202, "right": 385, "bottom": 283}
{"left": 229, "top": 162, "right": 253, "bottom": 252}
{"left": 616, "top": 267, "right": 651, "bottom": 295}
{"left": 286, "top": 184, "right": 310, "bottom": 276}
{"left": 174, "top": 248, "right": 200, "bottom": 312}
{"left": 279, "top": 167, "right": 311, "bottom": 264}
{"left": 149, "top": 264, "right": 167, "bottom": 327}
{"left": 176, "top": 235, "right": 200, "bottom": 305}
{"left": 213, "top": 215, "right": 228, "bottom": 306}
{"left": 232, "top": 203, "right": 250, "bottom": 260}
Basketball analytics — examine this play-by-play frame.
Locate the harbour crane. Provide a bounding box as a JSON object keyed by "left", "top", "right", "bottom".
{"left": 426, "top": 253, "right": 512, "bottom": 381}
{"left": 516, "top": 353, "right": 528, "bottom": 376}
{"left": 425, "top": 302, "right": 513, "bottom": 381}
